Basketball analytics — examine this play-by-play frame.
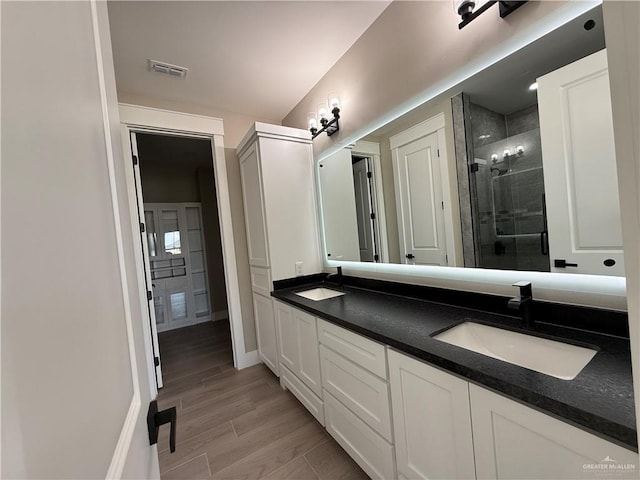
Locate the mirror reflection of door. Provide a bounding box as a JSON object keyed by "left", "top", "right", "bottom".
{"left": 393, "top": 131, "right": 449, "bottom": 266}
{"left": 352, "top": 156, "right": 378, "bottom": 262}
{"left": 537, "top": 49, "right": 624, "bottom": 276}
{"left": 319, "top": 149, "right": 361, "bottom": 262}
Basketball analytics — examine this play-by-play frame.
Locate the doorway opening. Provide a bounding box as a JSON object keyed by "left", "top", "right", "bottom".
{"left": 133, "top": 132, "right": 233, "bottom": 389}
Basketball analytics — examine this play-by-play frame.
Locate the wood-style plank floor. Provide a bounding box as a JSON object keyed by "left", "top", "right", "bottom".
{"left": 157, "top": 321, "right": 368, "bottom": 480}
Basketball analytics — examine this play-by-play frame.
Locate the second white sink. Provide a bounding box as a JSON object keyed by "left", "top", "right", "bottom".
{"left": 295, "top": 287, "right": 346, "bottom": 301}
{"left": 433, "top": 322, "right": 597, "bottom": 380}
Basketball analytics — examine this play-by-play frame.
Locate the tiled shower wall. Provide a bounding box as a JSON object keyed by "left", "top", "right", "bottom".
{"left": 464, "top": 102, "right": 550, "bottom": 272}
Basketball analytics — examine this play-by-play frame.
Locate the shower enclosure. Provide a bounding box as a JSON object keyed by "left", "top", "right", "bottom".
{"left": 453, "top": 93, "right": 550, "bottom": 272}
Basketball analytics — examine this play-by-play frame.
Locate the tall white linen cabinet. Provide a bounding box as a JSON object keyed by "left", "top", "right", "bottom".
{"left": 237, "top": 123, "right": 322, "bottom": 375}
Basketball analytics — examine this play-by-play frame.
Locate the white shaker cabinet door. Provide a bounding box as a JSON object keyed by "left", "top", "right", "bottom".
{"left": 274, "top": 300, "right": 298, "bottom": 373}
{"left": 388, "top": 350, "right": 476, "bottom": 480}
{"left": 252, "top": 292, "right": 279, "bottom": 376}
{"left": 470, "top": 384, "right": 637, "bottom": 480}
{"left": 239, "top": 143, "right": 270, "bottom": 268}
{"left": 294, "top": 308, "right": 322, "bottom": 397}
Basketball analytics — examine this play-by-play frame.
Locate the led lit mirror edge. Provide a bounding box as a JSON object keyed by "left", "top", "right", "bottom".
{"left": 313, "top": 0, "right": 627, "bottom": 312}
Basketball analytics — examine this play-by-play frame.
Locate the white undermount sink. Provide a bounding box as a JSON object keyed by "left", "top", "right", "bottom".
{"left": 295, "top": 287, "right": 346, "bottom": 301}
{"left": 433, "top": 322, "right": 597, "bottom": 380}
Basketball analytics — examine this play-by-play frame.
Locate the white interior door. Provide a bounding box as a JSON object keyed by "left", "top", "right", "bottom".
{"left": 538, "top": 49, "right": 624, "bottom": 276}
{"left": 394, "top": 132, "right": 448, "bottom": 265}
{"left": 130, "top": 132, "right": 164, "bottom": 388}
{"left": 318, "top": 149, "right": 361, "bottom": 261}
{"left": 352, "top": 157, "right": 376, "bottom": 262}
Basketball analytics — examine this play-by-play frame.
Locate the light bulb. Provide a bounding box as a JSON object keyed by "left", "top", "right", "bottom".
{"left": 529, "top": 82, "right": 538, "bottom": 91}
{"left": 516, "top": 145, "right": 524, "bottom": 154}
{"left": 307, "top": 112, "right": 317, "bottom": 130}
{"left": 491, "top": 154, "right": 498, "bottom": 162}
{"left": 328, "top": 93, "right": 341, "bottom": 110}
{"left": 318, "top": 104, "right": 330, "bottom": 121}
{"left": 503, "top": 149, "right": 511, "bottom": 158}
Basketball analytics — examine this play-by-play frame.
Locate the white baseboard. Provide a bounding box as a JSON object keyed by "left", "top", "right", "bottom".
{"left": 212, "top": 310, "right": 229, "bottom": 322}
{"left": 235, "top": 349, "right": 261, "bottom": 370}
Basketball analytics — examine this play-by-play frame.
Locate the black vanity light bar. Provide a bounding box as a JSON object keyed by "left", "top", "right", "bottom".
{"left": 458, "top": 1, "right": 527, "bottom": 30}
{"left": 311, "top": 107, "right": 341, "bottom": 139}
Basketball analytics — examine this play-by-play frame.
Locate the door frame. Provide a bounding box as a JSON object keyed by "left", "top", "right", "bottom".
{"left": 119, "top": 103, "right": 258, "bottom": 398}
{"left": 352, "top": 140, "right": 390, "bottom": 263}
{"left": 390, "top": 113, "right": 456, "bottom": 266}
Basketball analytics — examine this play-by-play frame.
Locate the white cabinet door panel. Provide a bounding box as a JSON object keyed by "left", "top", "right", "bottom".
{"left": 274, "top": 300, "right": 298, "bottom": 373}
{"left": 388, "top": 350, "right": 476, "bottom": 480}
{"left": 239, "top": 144, "right": 270, "bottom": 268}
{"left": 470, "top": 384, "right": 637, "bottom": 480}
{"left": 295, "top": 309, "right": 322, "bottom": 397}
{"left": 253, "top": 293, "right": 279, "bottom": 376}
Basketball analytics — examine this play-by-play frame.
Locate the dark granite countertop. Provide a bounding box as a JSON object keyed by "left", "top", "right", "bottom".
{"left": 271, "top": 280, "right": 637, "bottom": 451}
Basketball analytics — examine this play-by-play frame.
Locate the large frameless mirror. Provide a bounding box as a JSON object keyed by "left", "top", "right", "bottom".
{"left": 317, "top": 5, "right": 623, "bottom": 279}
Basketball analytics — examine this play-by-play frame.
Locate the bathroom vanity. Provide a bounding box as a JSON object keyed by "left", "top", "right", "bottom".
{"left": 271, "top": 277, "right": 637, "bottom": 480}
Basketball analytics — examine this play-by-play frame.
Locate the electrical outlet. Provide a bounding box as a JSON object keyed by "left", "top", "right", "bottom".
{"left": 295, "top": 261, "right": 303, "bottom": 276}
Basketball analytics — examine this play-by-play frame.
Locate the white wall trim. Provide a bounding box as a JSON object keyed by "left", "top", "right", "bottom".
{"left": 602, "top": 0, "right": 640, "bottom": 447}
{"left": 119, "top": 103, "right": 224, "bottom": 137}
{"left": 237, "top": 122, "right": 311, "bottom": 156}
{"left": 90, "top": 3, "right": 142, "bottom": 478}
{"left": 353, "top": 140, "right": 381, "bottom": 156}
{"left": 389, "top": 113, "right": 445, "bottom": 150}
{"left": 118, "top": 104, "right": 254, "bottom": 387}
{"left": 235, "top": 349, "right": 261, "bottom": 370}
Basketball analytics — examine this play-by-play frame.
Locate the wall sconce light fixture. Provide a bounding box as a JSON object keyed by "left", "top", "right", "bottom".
{"left": 308, "top": 94, "right": 341, "bottom": 139}
{"left": 455, "top": 1, "right": 527, "bottom": 30}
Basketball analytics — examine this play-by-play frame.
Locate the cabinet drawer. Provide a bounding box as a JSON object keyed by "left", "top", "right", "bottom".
{"left": 325, "top": 391, "right": 396, "bottom": 480}
{"left": 281, "top": 365, "right": 324, "bottom": 426}
{"left": 320, "top": 345, "right": 392, "bottom": 441}
{"left": 250, "top": 266, "right": 272, "bottom": 297}
{"left": 317, "top": 319, "right": 387, "bottom": 379}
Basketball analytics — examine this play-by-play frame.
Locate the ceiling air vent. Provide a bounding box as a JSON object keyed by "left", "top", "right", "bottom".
{"left": 148, "top": 59, "right": 188, "bottom": 78}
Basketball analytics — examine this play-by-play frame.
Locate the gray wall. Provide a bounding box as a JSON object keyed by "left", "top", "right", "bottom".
{"left": 2, "top": 2, "right": 154, "bottom": 477}
{"left": 282, "top": 1, "right": 583, "bottom": 153}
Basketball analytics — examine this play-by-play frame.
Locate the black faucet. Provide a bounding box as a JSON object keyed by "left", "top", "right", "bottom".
{"left": 508, "top": 281, "right": 533, "bottom": 327}
{"left": 327, "top": 266, "right": 343, "bottom": 287}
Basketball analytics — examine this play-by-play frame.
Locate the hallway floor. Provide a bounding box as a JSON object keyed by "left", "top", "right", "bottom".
{"left": 157, "top": 321, "right": 368, "bottom": 479}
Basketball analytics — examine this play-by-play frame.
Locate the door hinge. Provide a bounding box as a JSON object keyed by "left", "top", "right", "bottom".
{"left": 374, "top": 254, "right": 380, "bottom": 262}
{"left": 437, "top": 149, "right": 440, "bottom": 157}
{"left": 469, "top": 163, "right": 479, "bottom": 173}
{"left": 147, "top": 290, "right": 153, "bottom": 301}
{"left": 133, "top": 155, "right": 139, "bottom": 165}
{"left": 370, "top": 212, "right": 376, "bottom": 220}
{"left": 441, "top": 201, "right": 445, "bottom": 210}
{"left": 154, "top": 356, "right": 160, "bottom": 367}
{"left": 140, "top": 222, "right": 145, "bottom": 233}
{"left": 367, "top": 171, "right": 373, "bottom": 179}
{"left": 445, "top": 254, "right": 449, "bottom": 263}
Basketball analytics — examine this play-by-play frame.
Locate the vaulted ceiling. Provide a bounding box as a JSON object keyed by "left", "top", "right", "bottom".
{"left": 107, "top": 1, "right": 391, "bottom": 123}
